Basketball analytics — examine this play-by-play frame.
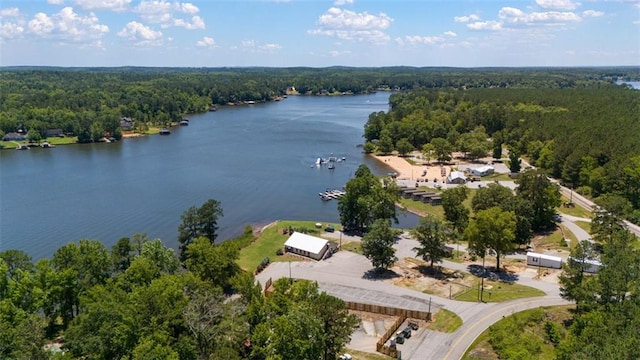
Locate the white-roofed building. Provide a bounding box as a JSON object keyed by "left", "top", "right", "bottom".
{"left": 446, "top": 171, "right": 467, "bottom": 184}
{"left": 468, "top": 165, "right": 495, "bottom": 177}
{"left": 284, "top": 232, "right": 330, "bottom": 260}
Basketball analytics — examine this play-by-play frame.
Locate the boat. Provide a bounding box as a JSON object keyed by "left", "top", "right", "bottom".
{"left": 179, "top": 120, "right": 189, "bottom": 126}
{"left": 16, "top": 144, "right": 29, "bottom": 150}
{"left": 328, "top": 163, "right": 335, "bottom": 170}
{"left": 41, "top": 142, "right": 55, "bottom": 148}
{"left": 159, "top": 128, "right": 171, "bottom": 135}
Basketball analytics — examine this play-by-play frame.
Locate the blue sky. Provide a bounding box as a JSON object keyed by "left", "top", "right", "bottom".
{"left": 1, "top": 0, "right": 638, "bottom": 67}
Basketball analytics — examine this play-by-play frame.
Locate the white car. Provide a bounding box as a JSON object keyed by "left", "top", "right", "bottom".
{"left": 338, "top": 354, "right": 352, "bottom": 360}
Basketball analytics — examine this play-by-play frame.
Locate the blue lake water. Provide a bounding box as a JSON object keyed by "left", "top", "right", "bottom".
{"left": 0, "top": 92, "right": 420, "bottom": 260}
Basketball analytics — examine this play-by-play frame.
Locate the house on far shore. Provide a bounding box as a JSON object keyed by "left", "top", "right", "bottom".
{"left": 46, "top": 129, "right": 64, "bottom": 138}
{"left": 284, "top": 232, "right": 330, "bottom": 261}
{"left": 120, "top": 117, "right": 134, "bottom": 131}
{"left": 446, "top": 171, "right": 467, "bottom": 184}
{"left": 2, "top": 132, "right": 27, "bottom": 141}
{"left": 468, "top": 165, "right": 495, "bottom": 177}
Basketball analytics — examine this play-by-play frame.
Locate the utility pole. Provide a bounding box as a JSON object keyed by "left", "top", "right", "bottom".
{"left": 480, "top": 255, "right": 486, "bottom": 302}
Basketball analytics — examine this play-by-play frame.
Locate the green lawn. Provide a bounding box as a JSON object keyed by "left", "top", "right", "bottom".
{"left": 341, "top": 241, "right": 363, "bottom": 254}
{"left": 454, "top": 279, "right": 545, "bottom": 302}
{"left": 237, "top": 220, "right": 336, "bottom": 272}
{"left": 398, "top": 197, "right": 444, "bottom": 219}
{"left": 557, "top": 196, "right": 593, "bottom": 219}
{"left": 427, "top": 308, "right": 463, "bottom": 333}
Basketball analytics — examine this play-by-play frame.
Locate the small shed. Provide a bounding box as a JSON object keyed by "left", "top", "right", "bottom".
{"left": 446, "top": 171, "right": 467, "bottom": 184}
{"left": 284, "top": 232, "right": 330, "bottom": 261}
{"left": 469, "top": 165, "right": 495, "bottom": 177}
{"left": 526, "top": 252, "right": 562, "bottom": 269}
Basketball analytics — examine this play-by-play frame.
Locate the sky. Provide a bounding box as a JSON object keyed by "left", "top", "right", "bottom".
{"left": 0, "top": 0, "right": 638, "bottom": 67}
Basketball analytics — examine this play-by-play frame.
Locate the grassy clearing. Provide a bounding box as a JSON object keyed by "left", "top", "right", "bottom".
{"left": 341, "top": 241, "right": 363, "bottom": 254}
{"left": 533, "top": 225, "right": 575, "bottom": 251}
{"left": 427, "top": 308, "right": 463, "bottom": 333}
{"left": 463, "top": 305, "right": 573, "bottom": 360}
{"left": 558, "top": 196, "right": 593, "bottom": 218}
{"left": 237, "top": 220, "right": 335, "bottom": 272}
{"left": 454, "top": 279, "right": 545, "bottom": 302}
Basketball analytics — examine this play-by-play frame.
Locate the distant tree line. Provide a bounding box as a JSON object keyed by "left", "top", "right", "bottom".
{"left": 1, "top": 66, "right": 637, "bottom": 144}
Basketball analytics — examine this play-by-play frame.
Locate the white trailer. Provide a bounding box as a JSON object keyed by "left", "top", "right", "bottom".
{"left": 526, "top": 252, "right": 563, "bottom": 269}
{"left": 568, "top": 257, "right": 602, "bottom": 274}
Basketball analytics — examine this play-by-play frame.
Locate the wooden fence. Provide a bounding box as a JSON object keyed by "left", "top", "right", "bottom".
{"left": 263, "top": 277, "right": 273, "bottom": 296}
{"left": 346, "top": 301, "right": 431, "bottom": 359}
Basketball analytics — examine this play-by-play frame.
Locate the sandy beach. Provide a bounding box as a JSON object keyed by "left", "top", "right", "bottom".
{"left": 371, "top": 153, "right": 453, "bottom": 182}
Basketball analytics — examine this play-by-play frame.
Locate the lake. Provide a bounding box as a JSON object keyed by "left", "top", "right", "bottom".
{"left": 0, "top": 92, "right": 420, "bottom": 260}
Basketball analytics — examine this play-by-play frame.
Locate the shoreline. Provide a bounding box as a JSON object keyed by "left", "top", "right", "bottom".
{"left": 370, "top": 153, "right": 453, "bottom": 183}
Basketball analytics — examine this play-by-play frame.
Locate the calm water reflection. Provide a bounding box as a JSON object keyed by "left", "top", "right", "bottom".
{"left": 0, "top": 92, "right": 419, "bottom": 259}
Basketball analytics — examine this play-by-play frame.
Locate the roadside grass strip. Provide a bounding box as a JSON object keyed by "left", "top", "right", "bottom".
{"left": 427, "top": 309, "right": 463, "bottom": 333}
{"left": 454, "top": 279, "right": 545, "bottom": 303}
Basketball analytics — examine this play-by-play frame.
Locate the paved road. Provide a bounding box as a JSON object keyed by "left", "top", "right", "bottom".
{"left": 257, "top": 236, "right": 570, "bottom": 360}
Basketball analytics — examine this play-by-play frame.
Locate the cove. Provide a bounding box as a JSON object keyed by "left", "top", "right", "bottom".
{"left": 0, "top": 92, "right": 420, "bottom": 260}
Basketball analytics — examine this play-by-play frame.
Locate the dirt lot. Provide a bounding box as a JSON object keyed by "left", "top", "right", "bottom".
{"left": 389, "top": 258, "right": 474, "bottom": 299}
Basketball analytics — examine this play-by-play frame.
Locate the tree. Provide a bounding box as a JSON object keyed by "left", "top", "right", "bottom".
{"left": 338, "top": 165, "right": 400, "bottom": 232}
{"left": 111, "top": 237, "right": 134, "bottom": 273}
{"left": 313, "top": 292, "right": 359, "bottom": 360}
{"left": 508, "top": 150, "right": 522, "bottom": 173}
{"left": 26, "top": 128, "right": 42, "bottom": 143}
{"left": 472, "top": 183, "right": 533, "bottom": 245}
{"left": 361, "top": 219, "right": 397, "bottom": 270}
{"left": 515, "top": 169, "right": 561, "bottom": 231}
{"left": 464, "top": 207, "right": 516, "bottom": 272}
{"left": 184, "top": 237, "right": 240, "bottom": 293}
{"left": 421, "top": 143, "right": 434, "bottom": 164}
{"left": 411, "top": 216, "right": 448, "bottom": 268}
{"left": 441, "top": 186, "right": 469, "bottom": 233}
{"left": 558, "top": 240, "right": 598, "bottom": 313}
{"left": 177, "top": 199, "right": 224, "bottom": 260}
{"left": 377, "top": 130, "right": 394, "bottom": 154}
{"left": 396, "top": 138, "right": 414, "bottom": 156}
{"left": 493, "top": 142, "right": 503, "bottom": 159}
{"left": 430, "top": 137, "right": 453, "bottom": 163}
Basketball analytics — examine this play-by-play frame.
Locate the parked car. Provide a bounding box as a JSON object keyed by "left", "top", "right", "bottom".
{"left": 338, "top": 354, "right": 352, "bottom": 360}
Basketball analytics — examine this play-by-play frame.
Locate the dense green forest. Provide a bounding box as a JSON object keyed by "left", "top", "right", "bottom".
{"left": 363, "top": 81, "right": 640, "bottom": 222}
{"left": 0, "top": 228, "right": 358, "bottom": 360}
{"left": 1, "top": 66, "right": 638, "bottom": 144}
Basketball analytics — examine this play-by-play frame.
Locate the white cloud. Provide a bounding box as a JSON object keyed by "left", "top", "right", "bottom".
{"left": 334, "top": 0, "right": 354, "bottom": 5}
{"left": 172, "top": 15, "right": 204, "bottom": 29}
{"left": 26, "top": 7, "right": 108, "bottom": 45}
{"left": 536, "top": 0, "right": 580, "bottom": 10}
{"left": 232, "top": 39, "right": 282, "bottom": 52}
{"left": 47, "top": 0, "right": 65, "bottom": 4}
{"left": 308, "top": 7, "right": 393, "bottom": 43}
{"left": 499, "top": 7, "right": 582, "bottom": 24}
{"left": 134, "top": 1, "right": 204, "bottom": 29}
{"left": 1, "top": 22, "right": 25, "bottom": 39}
{"left": 0, "top": 7, "right": 21, "bottom": 17}
{"left": 467, "top": 20, "right": 503, "bottom": 31}
{"left": 196, "top": 36, "right": 215, "bottom": 47}
{"left": 396, "top": 31, "right": 457, "bottom": 46}
{"left": 454, "top": 14, "right": 480, "bottom": 23}
{"left": 117, "top": 21, "right": 162, "bottom": 45}
{"left": 582, "top": 10, "right": 604, "bottom": 17}
{"left": 73, "top": 0, "right": 131, "bottom": 12}
{"left": 328, "top": 49, "right": 351, "bottom": 56}
{"left": 468, "top": 6, "right": 582, "bottom": 31}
